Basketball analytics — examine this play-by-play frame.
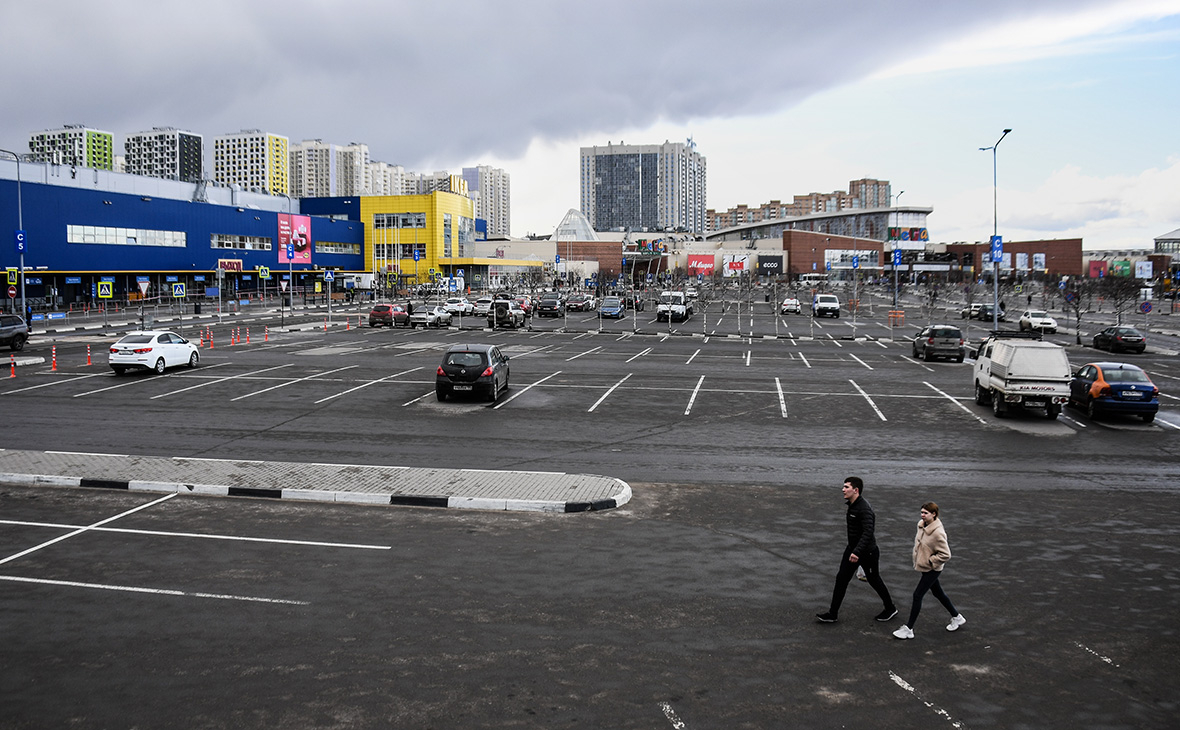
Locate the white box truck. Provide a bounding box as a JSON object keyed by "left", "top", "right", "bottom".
{"left": 972, "top": 333, "right": 1071, "bottom": 419}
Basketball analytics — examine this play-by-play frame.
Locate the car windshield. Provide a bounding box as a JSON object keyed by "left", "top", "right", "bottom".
{"left": 446, "top": 351, "right": 486, "bottom": 367}
{"left": 602, "top": 297, "right": 620, "bottom": 306}
{"left": 930, "top": 328, "right": 961, "bottom": 338}
{"left": 659, "top": 293, "right": 681, "bottom": 304}
{"left": 1116, "top": 328, "right": 1142, "bottom": 336}
{"left": 1027, "top": 311, "right": 1047, "bottom": 318}
{"left": 119, "top": 335, "right": 154, "bottom": 344}
{"left": 1103, "top": 368, "right": 1149, "bottom": 383}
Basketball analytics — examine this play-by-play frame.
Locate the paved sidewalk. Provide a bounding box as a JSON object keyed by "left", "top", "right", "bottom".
{"left": 0, "top": 449, "right": 632, "bottom": 513}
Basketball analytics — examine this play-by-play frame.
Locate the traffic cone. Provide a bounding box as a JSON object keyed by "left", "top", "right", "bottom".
{"left": 9, "top": 354, "right": 14, "bottom": 378}
{"left": 265, "top": 326, "right": 269, "bottom": 342}
{"left": 346, "top": 317, "right": 350, "bottom": 331}
{"left": 51, "top": 346, "right": 57, "bottom": 371}
{"left": 246, "top": 327, "right": 250, "bottom": 344}
{"left": 86, "top": 345, "right": 92, "bottom": 366}
{"left": 323, "top": 318, "right": 327, "bottom": 332}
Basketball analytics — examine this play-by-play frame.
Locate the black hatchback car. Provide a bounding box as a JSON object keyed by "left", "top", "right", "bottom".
{"left": 436, "top": 344, "right": 510, "bottom": 402}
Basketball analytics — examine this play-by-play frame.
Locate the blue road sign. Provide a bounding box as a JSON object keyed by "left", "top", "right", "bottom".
{"left": 555, "top": 254, "right": 560, "bottom": 264}
{"left": 990, "top": 235, "right": 1003, "bottom": 263}
{"left": 286, "top": 244, "right": 295, "bottom": 259}
{"left": 413, "top": 251, "right": 420, "bottom": 262}
{"left": 15, "top": 230, "right": 27, "bottom": 254}
{"left": 852, "top": 255, "right": 860, "bottom": 269}
{"left": 1141, "top": 301, "right": 1153, "bottom": 314}
{"left": 893, "top": 249, "right": 902, "bottom": 266}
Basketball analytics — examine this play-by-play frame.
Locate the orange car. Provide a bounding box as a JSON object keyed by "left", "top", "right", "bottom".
{"left": 368, "top": 303, "right": 409, "bottom": 328}
{"left": 1068, "top": 361, "right": 1160, "bottom": 423}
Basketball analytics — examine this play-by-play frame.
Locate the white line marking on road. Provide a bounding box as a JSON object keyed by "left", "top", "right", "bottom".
{"left": 150, "top": 363, "right": 288, "bottom": 399}
{"left": 906, "top": 356, "right": 935, "bottom": 372}
{"left": 403, "top": 390, "right": 435, "bottom": 406}
{"left": 573, "top": 332, "right": 593, "bottom": 340}
{"left": 494, "top": 371, "right": 562, "bottom": 409}
{"left": 828, "top": 334, "right": 844, "bottom": 348}
{"left": 685, "top": 348, "right": 700, "bottom": 365}
{"left": 626, "top": 347, "right": 651, "bottom": 363}
{"left": 230, "top": 365, "right": 357, "bottom": 401}
{"left": 0, "top": 519, "right": 392, "bottom": 550}
{"left": 1061, "top": 414, "right": 1087, "bottom": 428}
{"left": 588, "top": 373, "right": 632, "bottom": 413}
{"left": 876, "top": 339, "right": 889, "bottom": 348}
{"left": 849, "top": 379, "right": 887, "bottom": 421}
{"left": 889, "top": 671, "right": 964, "bottom": 728}
{"left": 684, "top": 375, "right": 705, "bottom": 416}
{"left": 0, "top": 494, "right": 177, "bottom": 567}
{"left": 775, "top": 377, "right": 787, "bottom": 418}
{"left": 3, "top": 372, "right": 106, "bottom": 395}
{"left": 511, "top": 345, "right": 553, "bottom": 358}
{"left": 745, "top": 350, "right": 751, "bottom": 367}
{"left": 1156, "top": 417, "right": 1180, "bottom": 430}
{"left": 799, "top": 352, "right": 811, "bottom": 368}
{"left": 850, "top": 354, "right": 873, "bottom": 370}
{"left": 566, "top": 346, "right": 602, "bottom": 362}
{"left": 659, "top": 701, "right": 687, "bottom": 729}
{"left": 923, "top": 382, "right": 988, "bottom": 424}
{"left": 0, "top": 575, "right": 309, "bottom": 605}
{"left": 1074, "top": 641, "right": 1120, "bottom": 667}
{"left": 1160, "top": 392, "right": 1180, "bottom": 401}
{"left": 314, "top": 367, "right": 423, "bottom": 404}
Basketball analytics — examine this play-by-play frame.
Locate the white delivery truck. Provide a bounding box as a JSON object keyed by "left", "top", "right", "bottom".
{"left": 972, "top": 333, "right": 1071, "bottom": 419}
{"left": 656, "top": 291, "right": 693, "bottom": 322}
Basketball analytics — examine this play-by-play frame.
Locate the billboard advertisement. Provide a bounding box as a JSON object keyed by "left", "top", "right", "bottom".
{"left": 278, "top": 214, "right": 312, "bottom": 265}
{"left": 1089, "top": 260, "right": 1108, "bottom": 278}
{"left": 687, "top": 254, "right": 715, "bottom": 276}
{"left": 756, "top": 255, "right": 783, "bottom": 276}
{"left": 722, "top": 253, "right": 749, "bottom": 278}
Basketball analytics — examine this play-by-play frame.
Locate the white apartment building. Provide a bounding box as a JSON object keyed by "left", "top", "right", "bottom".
{"left": 289, "top": 139, "right": 338, "bottom": 198}
{"left": 213, "top": 129, "right": 290, "bottom": 196}
{"left": 580, "top": 139, "right": 707, "bottom": 234}
{"left": 462, "top": 165, "right": 511, "bottom": 238}
{"left": 125, "top": 127, "right": 203, "bottom": 182}
{"left": 28, "top": 124, "right": 115, "bottom": 170}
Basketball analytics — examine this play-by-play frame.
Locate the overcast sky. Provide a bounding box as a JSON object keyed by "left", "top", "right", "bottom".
{"left": 2, "top": 0, "right": 1177, "bottom": 248}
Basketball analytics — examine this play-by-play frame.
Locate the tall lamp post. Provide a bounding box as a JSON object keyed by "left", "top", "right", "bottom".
{"left": 980, "top": 128, "right": 1012, "bottom": 331}
{"left": 890, "top": 190, "right": 904, "bottom": 308}
{"left": 280, "top": 193, "right": 293, "bottom": 324}
{"left": 0, "top": 149, "right": 26, "bottom": 320}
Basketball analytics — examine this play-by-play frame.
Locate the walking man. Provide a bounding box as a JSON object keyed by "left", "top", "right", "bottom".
{"left": 816, "top": 476, "right": 898, "bottom": 623}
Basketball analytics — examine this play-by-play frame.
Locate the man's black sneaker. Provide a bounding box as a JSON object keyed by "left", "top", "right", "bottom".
{"left": 815, "top": 612, "right": 838, "bottom": 623}
{"left": 875, "top": 607, "right": 898, "bottom": 622}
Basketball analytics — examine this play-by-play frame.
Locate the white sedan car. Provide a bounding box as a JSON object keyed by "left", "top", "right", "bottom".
{"left": 443, "top": 297, "right": 474, "bottom": 316}
{"left": 781, "top": 297, "right": 802, "bottom": 314}
{"left": 1019, "top": 309, "right": 1058, "bottom": 333}
{"left": 109, "top": 330, "right": 199, "bottom": 375}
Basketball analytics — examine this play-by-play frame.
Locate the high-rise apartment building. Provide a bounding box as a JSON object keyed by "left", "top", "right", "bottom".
{"left": 707, "top": 178, "right": 893, "bottom": 231}
{"left": 462, "top": 165, "right": 511, "bottom": 237}
{"left": 124, "top": 127, "right": 203, "bottom": 182}
{"left": 289, "top": 139, "right": 339, "bottom": 198}
{"left": 28, "top": 125, "right": 115, "bottom": 169}
{"left": 213, "top": 130, "right": 289, "bottom": 195}
{"left": 580, "top": 140, "right": 706, "bottom": 234}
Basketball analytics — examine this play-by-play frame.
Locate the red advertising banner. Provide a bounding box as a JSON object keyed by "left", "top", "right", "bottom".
{"left": 1089, "top": 260, "right": 1108, "bottom": 278}
{"left": 687, "top": 254, "right": 715, "bottom": 276}
{"left": 278, "top": 214, "right": 313, "bottom": 265}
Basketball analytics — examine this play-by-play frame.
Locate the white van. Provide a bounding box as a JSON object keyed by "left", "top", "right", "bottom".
{"left": 812, "top": 294, "right": 841, "bottom": 318}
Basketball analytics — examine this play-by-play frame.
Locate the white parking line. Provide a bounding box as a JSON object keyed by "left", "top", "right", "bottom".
{"left": 775, "top": 377, "right": 787, "bottom": 418}
{"left": 1073, "top": 641, "right": 1120, "bottom": 667}
{"left": 493, "top": 371, "right": 562, "bottom": 409}
{"left": 745, "top": 350, "right": 751, "bottom": 366}
{"left": 827, "top": 334, "right": 844, "bottom": 348}
{"left": 626, "top": 347, "right": 652, "bottom": 363}
{"left": 849, "top": 379, "right": 887, "bottom": 421}
{"left": 0, "top": 493, "right": 177, "bottom": 567}
{"left": 150, "top": 363, "right": 286, "bottom": 399}
{"left": 0, "top": 575, "right": 310, "bottom": 605}
{"left": 3, "top": 372, "right": 106, "bottom": 395}
{"left": 403, "top": 390, "right": 435, "bottom": 406}
{"left": 685, "top": 349, "right": 700, "bottom": 365}
{"left": 588, "top": 373, "right": 632, "bottom": 412}
{"left": 889, "top": 671, "right": 964, "bottom": 728}
{"left": 923, "top": 382, "right": 988, "bottom": 425}
{"left": 659, "top": 701, "right": 688, "bottom": 728}
{"left": 684, "top": 375, "right": 705, "bottom": 416}
{"left": 799, "top": 352, "right": 811, "bottom": 368}
{"left": 0, "top": 519, "right": 392, "bottom": 550}
{"left": 314, "top": 366, "right": 423, "bottom": 404}
{"left": 230, "top": 365, "right": 358, "bottom": 401}
{"left": 849, "top": 354, "right": 873, "bottom": 370}
{"left": 566, "top": 346, "right": 602, "bottom": 362}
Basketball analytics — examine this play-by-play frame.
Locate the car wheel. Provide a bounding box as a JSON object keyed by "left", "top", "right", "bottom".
{"left": 112, "top": 366, "right": 126, "bottom": 376}
{"left": 974, "top": 382, "right": 988, "bottom": 405}
{"left": 487, "top": 382, "right": 498, "bottom": 403}
{"left": 435, "top": 387, "right": 447, "bottom": 402}
{"left": 955, "top": 355, "right": 964, "bottom": 363}
{"left": 369, "top": 322, "right": 376, "bottom": 328}
{"left": 911, "top": 346, "right": 919, "bottom": 357}
{"left": 154, "top": 358, "right": 166, "bottom": 375}
{"left": 923, "top": 349, "right": 932, "bottom": 362}
{"left": 1142, "top": 413, "right": 1156, "bottom": 423}
{"left": 992, "top": 393, "right": 1007, "bottom": 417}
{"left": 188, "top": 351, "right": 199, "bottom": 368}
{"left": 1046, "top": 403, "right": 1061, "bottom": 420}
{"left": 1086, "top": 397, "right": 1099, "bottom": 420}
{"left": 10, "top": 334, "right": 26, "bottom": 351}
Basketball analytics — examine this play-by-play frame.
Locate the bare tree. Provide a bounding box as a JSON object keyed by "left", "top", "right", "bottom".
{"left": 1097, "top": 275, "right": 1143, "bottom": 325}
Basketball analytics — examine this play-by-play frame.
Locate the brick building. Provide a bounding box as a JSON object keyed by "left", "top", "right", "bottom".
{"left": 944, "top": 238, "right": 1083, "bottom": 278}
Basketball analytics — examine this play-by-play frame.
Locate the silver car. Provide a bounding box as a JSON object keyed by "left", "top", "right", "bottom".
{"left": 912, "top": 325, "right": 965, "bottom": 362}
{"left": 409, "top": 306, "right": 453, "bottom": 329}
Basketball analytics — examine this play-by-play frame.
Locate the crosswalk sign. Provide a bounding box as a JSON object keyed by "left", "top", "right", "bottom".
{"left": 98, "top": 282, "right": 113, "bottom": 299}
{"left": 6, "top": 268, "right": 15, "bottom": 285}
{"left": 172, "top": 283, "right": 186, "bottom": 298}
{"left": 258, "top": 266, "right": 270, "bottom": 279}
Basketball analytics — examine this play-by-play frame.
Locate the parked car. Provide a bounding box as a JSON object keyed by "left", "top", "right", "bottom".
{"left": 514, "top": 296, "right": 533, "bottom": 315}
{"left": 960, "top": 303, "right": 984, "bottom": 320}
{"left": 780, "top": 297, "right": 802, "bottom": 315}
{"left": 472, "top": 298, "right": 495, "bottom": 317}
{"left": 599, "top": 296, "right": 626, "bottom": 318}
{"left": 912, "top": 325, "right": 966, "bottom": 362}
{"left": 566, "top": 293, "right": 594, "bottom": 311}
{"left": 1019, "top": 310, "right": 1058, "bottom": 333}
{"left": 368, "top": 303, "right": 409, "bottom": 328}
{"left": 625, "top": 294, "right": 645, "bottom": 311}
{"left": 409, "top": 306, "right": 453, "bottom": 329}
{"left": 973, "top": 332, "right": 1070, "bottom": 419}
{"left": 0, "top": 314, "right": 30, "bottom": 351}
{"left": 1093, "top": 326, "right": 1146, "bottom": 354}
{"left": 1069, "top": 361, "right": 1159, "bottom": 423}
{"left": 656, "top": 291, "right": 692, "bottom": 322}
{"left": 443, "top": 297, "right": 474, "bottom": 316}
{"left": 536, "top": 293, "right": 564, "bottom": 317}
{"left": 488, "top": 299, "right": 527, "bottom": 329}
{"left": 977, "top": 304, "right": 1007, "bottom": 322}
{"left": 812, "top": 294, "right": 841, "bottom": 318}
{"left": 109, "top": 330, "right": 199, "bottom": 375}
{"left": 435, "top": 343, "right": 510, "bottom": 402}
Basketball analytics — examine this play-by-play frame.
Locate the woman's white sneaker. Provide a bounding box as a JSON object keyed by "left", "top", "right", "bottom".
{"left": 946, "top": 615, "right": 967, "bottom": 632}
{"left": 892, "top": 625, "right": 914, "bottom": 640}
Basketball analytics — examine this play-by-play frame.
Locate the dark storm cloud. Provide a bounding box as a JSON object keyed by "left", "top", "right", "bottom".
{"left": 0, "top": 0, "right": 1117, "bottom": 168}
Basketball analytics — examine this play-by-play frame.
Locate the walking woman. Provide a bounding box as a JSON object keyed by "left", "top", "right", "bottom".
{"left": 893, "top": 502, "right": 966, "bottom": 639}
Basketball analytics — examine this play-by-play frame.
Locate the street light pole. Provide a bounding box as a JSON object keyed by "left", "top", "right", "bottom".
{"left": 980, "top": 129, "right": 1012, "bottom": 331}
{"left": 0, "top": 149, "right": 26, "bottom": 320}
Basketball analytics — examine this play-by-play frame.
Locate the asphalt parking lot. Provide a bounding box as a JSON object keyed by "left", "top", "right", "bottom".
{"left": 3, "top": 296, "right": 1179, "bottom": 728}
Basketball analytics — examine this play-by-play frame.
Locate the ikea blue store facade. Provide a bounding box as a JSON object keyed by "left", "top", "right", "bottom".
{"left": 0, "top": 159, "right": 365, "bottom": 313}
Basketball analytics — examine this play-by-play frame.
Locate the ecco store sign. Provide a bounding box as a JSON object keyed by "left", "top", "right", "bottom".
{"left": 756, "top": 256, "right": 783, "bottom": 275}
